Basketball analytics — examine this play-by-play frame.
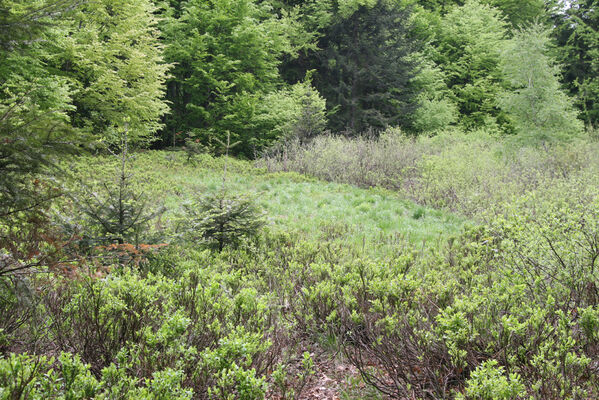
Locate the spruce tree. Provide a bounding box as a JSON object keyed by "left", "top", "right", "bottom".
{"left": 552, "top": 0, "right": 599, "bottom": 128}
{"left": 76, "top": 125, "right": 163, "bottom": 245}
{"left": 184, "top": 133, "right": 264, "bottom": 251}
{"left": 314, "top": 0, "right": 421, "bottom": 134}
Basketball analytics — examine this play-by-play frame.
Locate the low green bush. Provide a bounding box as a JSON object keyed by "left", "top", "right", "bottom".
{"left": 260, "top": 130, "right": 599, "bottom": 218}
{"left": 0, "top": 352, "right": 192, "bottom": 400}
{"left": 287, "top": 190, "right": 599, "bottom": 398}
{"left": 8, "top": 256, "right": 278, "bottom": 398}
{"left": 458, "top": 360, "right": 525, "bottom": 400}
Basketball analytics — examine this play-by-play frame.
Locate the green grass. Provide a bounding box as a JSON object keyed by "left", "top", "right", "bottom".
{"left": 69, "top": 151, "right": 464, "bottom": 257}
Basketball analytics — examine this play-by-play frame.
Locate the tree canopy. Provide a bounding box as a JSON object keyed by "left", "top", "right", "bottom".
{"left": 1, "top": 0, "right": 597, "bottom": 158}
{"left": 552, "top": 0, "right": 599, "bottom": 128}
{"left": 313, "top": 0, "right": 422, "bottom": 133}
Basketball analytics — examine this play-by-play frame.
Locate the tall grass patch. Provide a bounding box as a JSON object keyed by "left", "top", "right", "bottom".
{"left": 260, "top": 130, "right": 599, "bottom": 218}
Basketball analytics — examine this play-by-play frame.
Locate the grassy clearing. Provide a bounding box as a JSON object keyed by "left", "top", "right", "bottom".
{"left": 261, "top": 130, "right": 599, "bottom": 218}
{"left": 7, "top": 140, "right": 599, "bottom": 399}
{"left": 67, "top": 151, "right": 463, "bottom": 257}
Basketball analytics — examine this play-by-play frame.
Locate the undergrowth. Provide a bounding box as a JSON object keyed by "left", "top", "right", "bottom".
{"left": 260, "top": 129, "right": 599, "bottom": 218}
{"left": 2, "top": 136, "right": 599, "bottom": 399}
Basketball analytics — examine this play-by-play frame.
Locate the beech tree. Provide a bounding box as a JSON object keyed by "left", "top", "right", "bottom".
{"left": 58, "top": 0, "right": 170, "bottom": 145}
{"left": 158, "top": 0, "right": 306, "bottom": 155}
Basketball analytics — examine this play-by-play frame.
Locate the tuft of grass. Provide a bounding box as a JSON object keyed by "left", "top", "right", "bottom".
{"left": 412, "top": 207, "right": 425, "bottom": 220}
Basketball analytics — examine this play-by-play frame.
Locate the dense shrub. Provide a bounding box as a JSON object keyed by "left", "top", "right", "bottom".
{"left": 458, "top": 360, "right": 525, "bottom": 400}
{"left": 270, "top": 193, "right": 599, "bottom": 398}
{"left": 248, "top": 216, "right": 599, "bottom": 397}
{"left": 0, "top": 352, "right": 192, "bottom": 399}
{"left": 260, "top": 130, "right": 599, "bottom": 217}
{"left": 0, "top": 254, "right": 277, "bottom": 399}
{"left": 4, "top": 149, "right": 599, "bottom": 399}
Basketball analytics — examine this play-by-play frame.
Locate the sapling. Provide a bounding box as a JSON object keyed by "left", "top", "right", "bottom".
{"left": 76, "top": 123, "right": 164, "bottom": 246}
{"left": 185, "top": 132, "right": 264, "bottom": 251}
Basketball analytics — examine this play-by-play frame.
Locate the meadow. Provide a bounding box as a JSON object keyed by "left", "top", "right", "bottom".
{"left": 3, "top": 132, "right": 599, "bottom": 399}
{"left": 4, "top": 0, "right": 599, "bottom": 398}
{"left": 61, "top": 151, "right": 463, "bottom": 259}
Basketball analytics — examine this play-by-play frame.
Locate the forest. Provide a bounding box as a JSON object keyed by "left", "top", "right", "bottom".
{"left": 1, "top": 0, "right": 599, "bottom": 398}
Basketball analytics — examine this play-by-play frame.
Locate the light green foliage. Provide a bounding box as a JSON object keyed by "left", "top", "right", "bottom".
{"left": 416, "top": 0, "right": 545, "bottom": 28}
{"left": 252, "top": 75, "right": 327, "bottom": 146}
{"left": 412, "top": 97, "right": 459, "bottom": 133}
{"left": 336, "top": 0, "right": 378, "bottom": 18}
{"left": 0, "top": 353, "right": 53, "bottom": 399}
{"left": 410, "top": 57, "right": 459, "bottom": 132}
{"left": 257, "top": 131, "right": 599, "bottom": 397}
{"left": 0, "top": 0, "right": 169, "bottom": 205}
{"left": 0, "top": 352, "right": 192, "bottom": 399}
{"left": 61, "top": 151, "right": 461, "bottom": 255}
{"left": 499, "top": 23, "right": 583, "bottom": 142}
{"left": 0, "top": 0, "right": 79, "bottom": 217}
{"left": 5, "top": 143, "right": 599, "bottom": 398}
{"left": 202, "top": 329, "right": 269, "bottom": 400}
{"left": 34, "top": 262, "right": 273, "bottom": 398}
{"left": 579, "top": 306, "right": 599, "bottom": 342}
{"left": 458, "top": 360, "right": 525, "bottom": 399}
{"left": 432, "top": 0, "right": 508, "bottom": 129}
{"left": 160, "top": 0, "right": 308, "bottom": 155}
{"left": 59, "top": 0, "right": 170, "bottom": 144}
{"left": 280, "top": 207, "right": 598, "bottom": 396}
{"left": 6, "top": 0, "right": 599, "bottom": 397}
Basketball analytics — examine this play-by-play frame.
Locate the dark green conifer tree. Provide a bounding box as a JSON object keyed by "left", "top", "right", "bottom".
{"left": 314, "top": 0, "right": 422, "bottom": 134}
{"left": 552, "top": 0, "right": 599, "bottom": 127}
